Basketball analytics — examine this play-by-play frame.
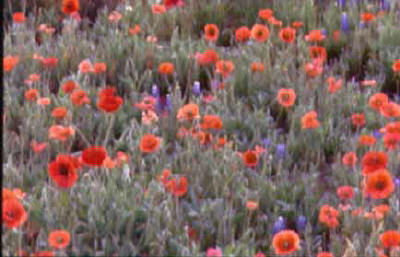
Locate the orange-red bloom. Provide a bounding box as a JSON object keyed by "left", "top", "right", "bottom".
{"left": 336, "top": 186, "right": 354, "bottom": 200}
{"left": 152, "top": 4, "right": 166, "bottom": 14}
{"left": 305, "top": 59, "right": 323, "bottom": 78}
{"left": 384, "top": 133, "right": 400, "bottom": 150}
{"left": 258, "top": 9, "right": 273, "bottom": 21}
{"left": 52, "top": 107, "right": 68, "bottom": 119}
{"left": 25, "top": 89, "right": 39, "bottom": 101}
{"left": 342, "top": 152, "right": 357, "bottom": 166}
{"left": 129, "top": 25, "right": 141, "bottom": 36}
{"left": 272, "top": 230, "right": 300, "bottom": 255}
{"left": 61, "top": 80, "right": 78, "bottom": 94}
{"left": 215, "top": 60, "right": 234, "bottom": 78}
{"left": 2, "top": 198, "right": 27, "bottom": 229}
{"left": 251, "top": 24, "right": 270, "bottom": 42}
{"left": 140, "top": 134, "right": 161, "bottom": 153}
{"left": 326, "top": 77, "right": 342, "bottom": 94}
{"left": 3, "top": 56, "right": 19, "bottom": 72}
{"left": 235, "top": 26, "right": 251, "bottom": 43}
{"left": 292, "top": 21, "right": 303, "bottom": 29}
{"left": 279, "top": 27, "right": 296, "bottom": 43}
{"left": 352, "top": 113, "right": 365, "bottom": 128}
{"left": 301, "top": 111, "right": 320, "bottom": 129}
{"left": 241, "top": 150, "right": 258, "bottom": 168}
{"left": 197, "top": 49, "right": 219, "bottom": 66}
{"left": 62, "top": 0, "right": 80, "bottom": 15}
{"left": 70, "top": 90, "right": 90, "bottom": 107}
{"left": 82, "top": 146, "right": 107, "bottom": 167}
{"left": 49, "top": 125, "right": 75, "bottom": 141}
{"left": 33, "top": 251, "right": 54, "bottom": 257}
{"left": 31, "top": 140, "right": 47, "bottom": 153}
{"left": 204, "top": 24, "right": 219, "bottom": 42}
{"left": 13, "top": 12, "right": 25, "bottom": 23}
{"left": 164, "top": 0, "right": 185, "bottom": 9}
{"left": 41, "top": 57, "right": 59, "bottom": 69}
{"left": 393, "top": 59, "right": 400, "bottom": 73}
{"left": 363, "top": 169, "right": 395, "bottom": 199}
{"left": 361, "top": 151, "right": 388, "bottom": 176}
{"left": 201, "top": 115, "right": 223, "bottom": 130}
{"left": 251, "top": 62, "right": 264, "bottom": 72}
{"left": 158, "top": 62, "right": 175, "bottom": 75}
{"left": 361, "top": 12, "right": 375, "bottom": 23}
{"left": 358, "top": 135, "right": 376, "bottom": 146}
{"left": 93, "top": 63, "right": 107, "bottom": 74}
{"left": 317, "top": 252, "right": 334, "bottom": 257}
{"left": 164, "top": 176, "right": 188, "bottom": 197}
{"left": 319, "top": 204, "right": 340, "bottom": 228}
{"left": 97, "top": 87, "right": 123, "bottom": 113}
{"left": 48, "top": 155, "right": 79, "bottom": 188}
{"left": 48, "top": 230, "right": 71, "bottom": 249}
{"left": 310, "top": 46, "right": 327, "bottom": 62}
{"left": 277, "top": 88, "right": 296, "bottom": 108}
{"left": 177, "top": 103, "right": 200, "bottom": 122}
{"left": 369, "top": 93, "right": 389, "bottom": 111}
{"left": 305, "top": 30, "right": 326, "bottom": 43}
{"left": 380, "top": 102, "right": 400, "bottom": 118}
{"left": 380, "top": 231, "right": 400, "bottom": 248}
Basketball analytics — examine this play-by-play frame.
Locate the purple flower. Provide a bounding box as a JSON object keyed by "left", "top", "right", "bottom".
{"left": 272, "top": 216, "right": 286, "bottom": 235}
{"left": 276, "top": 144, "right": 286, "bottom": 159}
{"left": 381, "top": 0, "right": 390, "bottom": 11}
{"left": 341, "top": 12, "right": 349, "bottom": 33}
{"left": 192, "top": 81, "right": 201, "bottom": 96}
{"left": 151, "top": 84, "right": 159, "bottom": 97}
{"left": 296, "top": 215, "right": 307, "bottom": 233}
{"left": 262, "top": 138, "right": 271, "bottom": 148}
{"left": 373, "top": 130, "right": 383, "bottom": 139}
{"left": 337, "top": 0, "right": 346, "bottom": 8}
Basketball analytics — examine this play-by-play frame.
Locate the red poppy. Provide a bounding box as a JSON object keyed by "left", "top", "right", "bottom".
{"left": 158, "top": 62, "right": 175, "bottom": 75}
{"left": 369, "top": 93, "right": 389, "bottom": 111}
{"left": 361, "top": 151, "right": 388, "bottom": 176}
{"left": 305, "top": 30, "right": 326, "bottom": 43}
{"left": 82, "top": 146, "right": 107, "bottom": 167}
{"left": 164, "top": 0, "right": 185, "bottom": 9}
{"left": 363, "top": 169, "right": 395, "bottom": 199}
{"left": 48, "top": 155, "right": 78, "bottom": 188}
{"left": 258, "top": 9, "right": 273, "bottom": 21}
{"left": 31, "top": 140, "right": 47, "bottom": 153}
{"left": 319, "top": 204, "right": 340, "bottom": 228}
{"left": 393, "top": 59, "right": 400, "bottom": 73}
{"left": 215, "top": 60, "right": 235, "bottom": 78}
{"left": 317, "top": 252, "right": 334, "bottom": 257}
{"left": 41, "top": 57, "right": 59, "bottom": 69}
{"left": 251, "top": 24, "right": 270, "bottom": 42}
{"left": 384, "top": 133, "right": 400, "bottom": 150}
{"left": 62, "top": 0, "right": 80, "bottom": 15}
{"left": 2, "top": 198, "right": 28, "bottom": 229}
{"left": 201, "top": 115, "right": 223, "bottom": 130}
{"left": 52, "top": 107, "right": 68, "bottom": 119}
{"left": 336, "top": 186, "right": 354, "bottom": 200}
{"left": 196, "top": 49, "right": 219, "bottom": 66}
{"left": 380, "top": 231, "right": 400, "bottom": 248}
{"left": 93, "top": 63, "right": 107, "bottom": 74}
{"left": 277, "top": 88, "right": 296, "bottom": 108}
{"left": 310, "top": 46, "right": 327, "bottom": 62}
{"left": 3, "top": 56, "right": 19, "bottom": 72}
{"left": 33, "top": 251, "right": 54, "bottom": 257}
{"left": 241, "top": 150, "right": 258, "bottom": 168}
{"left": 326, "top": 76, "right": 342, "bottom": 94}
{"left": 97, "top": 87, "right": 123, "bottom": 113}
{"left": 61, "top": 80, "right": 79, "bottom": 94}
{"left": 140, "top": 134, "right": 161, "bottom": 153}
{"left": 361, "top": 12, "right": 375, "bottom": 23}
{"left": 279, "top": 27, "right": 296, "bottom": 43}
{"left": 235, "top": 26, "right": 251, "bottom": 43}
{"left": 272, "top": 230, "right": 300, "bottom": 255}
{"left": 48, "top": 230, "right": 71, "bottom": 249}
{"left": 13, "top": 12, "right": 25, "bottom": 23}
{"left": 358, "top": 135, "right": 376, "bottom": 146}
{"left": 301, "top": 111, "right": 320, "bottom": 129}
{"left": 352, "top": 113, "right": 365, "bottom": 127}
{"left": 25, "top": 89, "right": 39, "bottom": 101}
{"left": 342, "top": 152, "right": 357, "bottom": 166}
{"left": 204, "top": 24, "right": 219, "bottom": 42}
{"left": 70, "top": 90, "right": 90, "bottom": 107}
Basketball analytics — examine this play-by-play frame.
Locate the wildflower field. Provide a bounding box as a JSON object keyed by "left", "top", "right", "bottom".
{"left": 2, "top": 0, "right": 400, "bottom": 256}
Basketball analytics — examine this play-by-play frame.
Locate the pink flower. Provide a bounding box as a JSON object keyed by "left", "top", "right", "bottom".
{"left": 207, "top": 247, "right": 222, "bottom": 257}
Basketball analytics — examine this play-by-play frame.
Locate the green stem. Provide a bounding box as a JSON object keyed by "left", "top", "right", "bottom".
{"left": 103, "top": 115, "right": 115, "bottom": 147}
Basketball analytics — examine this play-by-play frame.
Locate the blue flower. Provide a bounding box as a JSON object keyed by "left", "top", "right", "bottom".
{"left": 192, "top": 81, "right": 201, "bottom": 96}
{"left": 272, "top": 216, "right": 287, "bottom": 235}
{"left": 296, "top": 215, "right": 307, "bottom": 233}
{"left": 276, "top": 144, "right": 286, "bottom": 159}
{"left": 262, "top": 138, "right": 271, "bottom": 148}
{"left": 337, "top": 0, "right": 346, "bottom": 8}
{"left": 341, "top": 13, "right": 349, "bottom": 33}
{"left": 373, "top": 130, "right": 383, "bottom": 139}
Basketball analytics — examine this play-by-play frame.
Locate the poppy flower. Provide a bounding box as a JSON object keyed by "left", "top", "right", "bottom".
{"left": 319, "top": 204, "right": 340, "bottom": 228}
{"left": 305, "top": 30, "right": 326, "bottom": 43}
{"left": 25, "top": 89, "right": 39, "bottom": 101}
{"left": 177, "top": 103, "right": 200, "bottom": 122}
{"left": 129, "top": 25, "right": 141, "bottom": 36}
{"left": 204, "top": 24, "right": 219, "bottom": 42}
{"left": 82, "top": 146, "right": 107, "bottom": 167}
{"left": 279, "top": 27, "right": 296, "bottom": 43}
{"left": 361, "top": 80, "right": 377, "bottom": 87}
{"left": 352, "top": 113, "right": 365, "bottom": 127}
{"left": 301, "top": 111, "right": 320, "bottom": 129}
{"left": 61, "top": 80, "right": 78, "bottom": 94}
{"left": 201, "top": 115, "right": 223, "bottom": 130}
{"left": 152, "top": 4, "right": 166, "bottom": 14}
{"left": 272, "top": 230, "right": 300, "bottom": 255}
{"left": 158, "top": 62, "right": 175, "bottom": 75}
{"left": 380, "top": 102, "right": 400, "bottom": 118}
{"left": 326, "top": 77, "right": 342, "bottom": 94}
{"left": 241, "top": 150, "right": 258, "bottom": 168}
{"left": 78, "top": 60, "right": 93, "bottom": 73}
{"left": 304, "top": 59, "right": 323, "bottom": 78}
{"left": 251, "top": 24, "right": 270, "bottom": 42}
{"left": 70, "top": 90, "right": 90, "bottom": 107}
{"left": 3, "top": 188, "right": 16, "bottom": 201}
{"left": 41, "top": 57, "right": 59, "bottom": 69}
{"left": 207, "top": 247, "right": 223, "bottom": 257}
{"left": 361, "top": 12, "right": 375, "bottom": 23}
{"left": 48, "top": 230, "right": 70, "bottom": 249}
{"left": 93, "top": 63, "right": 107, "bottom": 74}
{"left": 48, "top": 155, "right": 78, "bottom": 188}
{"left": 235, "top": 26, "right": 251, "bottom": 43}
{"left": 258, "top": 9, "right": 273, "bottom": 21}
{"left": 171, "top": 177, "right": 188, "bottom": 197}
{"left": 310, "top": 46, "right": 327, "bottom": 62}
{"left": 195, "top": 130, "right": 213, "bottom": 145}
{"left": 15, "top": 250, "right": 29, "bottom": 257}
{"left": 97, "top": 87, "right": 123, "bottom": 113}
{"left": 49, "top": 125, "right": 75, "bottom": 141}
{"left": 369, "top": 93, "right": 389, "bottom": 111}
{"left": 268, "top": 17, "right": 283, "bottom": 27}
{"left": 372, "top": 204, "right": 391, "bottom": 220}
{"left": 251, "top": 62, "right": 264, "bottom": 72}
{"left": 380, "top": 231, "right": 400, "bottom": 248}
{"left": 336, "top": 186, "right": 354, "bottom": 200}
{"left": 108, "top": 11, "right": 122, "bottom": 22}
{"left": 393, "top": 59, "right": 400, "bottom": 73}
{"left": 2, "top": 198, "right": 27, "bottom": 229}
{"left": 363, "top": 169, "right": 395, "bottom": 199}
{"left": 52, "top": 107, "right": 68, "bottom": 119}
{"left": 246, "top": 201, "right": 259, "bottom": 211}
{"left": 342, "top": 152, "right": 357, "bottom": 166}
{"left": 3, "top": 56, "right": 20, "bottom": 72}
{"left": 361, "top": 151, "right": 388, "bottom": 176}
{"left": 384, "top": 122, "right": 400, "bottom": 134}
{"left": 359, "top": 135, "right": 376, "bottom": 146}
{"left": 62, "top": 0, "right": 80, "bottom": 15}
{"left": 164, "top": 0, "right": 185, "bottom": 9}
{"left": 31, "top": 140, "right": 47, "bottom": 153}
{"left": 292, "top": 21, "right": 303, "bottom": 29}
{"left": 215, "top": 60, "right": 234, "bottom": 78}
{"left": 333, "top": 30, "right": 341, "bottom": 42}
{"left": 384, "top": 133, "right": 400, "bottom": 150}
{"left": 317, "top": 252, "right": 334, "bottom": 257}
{"left": 33, "top": 251, "right": 54, "bottom": 257}
{"left": 196, "top": 49, "right": 219, "bottom": 66}
{"left": 13, "top": 12, "right": 25, "bottom": 23}
{"left": 142, "top": 110, "right": 159, "bottom": 125}
{"left": 37, "top": 97, "right": 51, "bottom": 106}
{"left": 277, "top": 88, "right": 296, "bottom": 108}
{"left": 140, "top": 134, "right": 161, "bottom": 153}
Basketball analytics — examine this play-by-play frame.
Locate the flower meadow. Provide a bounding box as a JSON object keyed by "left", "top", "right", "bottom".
{"left": 2, "top": 0, "right": 400, "bottom": 256}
